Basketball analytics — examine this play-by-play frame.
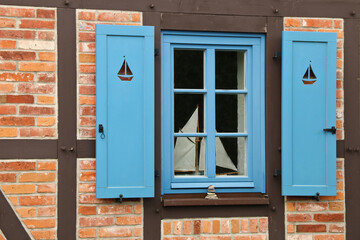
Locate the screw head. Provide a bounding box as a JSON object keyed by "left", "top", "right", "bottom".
{"left": 273, "top": 9, "right": 279, "bottom": 14}
{"left": 150, "top": 4, "right": 155, "bottom": 9}
{"left": 351, "top": 10, "right": 356, "bottom": 16}
{"left": 64, "top": 0, "right": 70, "bottom": 5}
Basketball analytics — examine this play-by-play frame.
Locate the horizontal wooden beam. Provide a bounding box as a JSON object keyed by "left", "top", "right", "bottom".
{"left": 0, "top": 140, "right": 57, "bottom": 159}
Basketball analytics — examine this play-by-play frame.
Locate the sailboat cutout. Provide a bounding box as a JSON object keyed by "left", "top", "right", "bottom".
{"left": 118, "top": 58, "right": 134, "bottom": 81}
{"left": 174, "top": 106, "right": 237, "bottom": 174}
{"left": 302, "top": 62, "right": 317, "bottom": 85}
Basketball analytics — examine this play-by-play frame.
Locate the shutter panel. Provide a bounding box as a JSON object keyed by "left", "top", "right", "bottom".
{"left": 96, "top": 25, "right": 154, "bottom": 198}
{"left": 282, "top": 31, "right": 337, "bottom": 196}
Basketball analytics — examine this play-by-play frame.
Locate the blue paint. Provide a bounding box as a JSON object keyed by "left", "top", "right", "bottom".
{"left": 282, "top": 31, "right": 337, "bottom": 196}
{"left": 161, "top": 31, "right": 265, "bottom": 194}
{"left": 96, "top": 25, "right": 154, "bottom": 198}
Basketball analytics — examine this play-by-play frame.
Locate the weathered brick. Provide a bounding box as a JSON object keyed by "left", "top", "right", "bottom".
{"left": 37, "top": 184, "right": 56, "bottom": 193}
{"left": 31, "top": 230, "right": 55, "bottom": 240}
{"left": 231, "top": 219, "right": 239, "bottom": 233}
{"left": 80, "top": 171, "right": 96, "bottom": 181}
{"left": 202, "top": 220, "right": 211, "bottom": 233}
{"left": 212, "top": 220, "right": 220, "bottom": 234}
{"left": 19, "top": 195, "right": 56, "bottom": 206}
{"left": 19, "top": 62, "right": 55, "bottom": 71}
{"left": 183, "top": 220, "right": 191, "bottom": 235}
{"left": 193, "top": 220, "right": 201, "bottom": 234}
{"left": 116, "top": 216, "right": 142, "bottom": 225}
{"left": 173, "top": 221, "right": 182, "bottom": 235}
{"left": 20, "top": 128, "right": 55, "bottom": 137}
{"left": 329, "top": 224, "right": 344, "bottom": 233}
{"left": 329, "top": 202, "right": 344, "bottom": 211}
{"left": 79, "top": 53, "right": 95, "bottom": 63}
{"left": 0, "top": 116, "right": 35, "bottom": 126}
{"left": 98, "top": 227, "right": 132, "bottom": 237}
{"left": 0, "top": 105, "right": 16, "bottom": 114}
{"left": 37, "top": 117, "right": 56, "bottom": 127}
{"left": 0, "top": 7, "right": 35, "bottom": 17}
{"left": 0, "top": 128, "right": 17, "bottom": 137}
{"left": 78, "top": 22, "right": 96, "bottom": 31}
{"left": 79, "top": 64, "right": 96, "bottom": 73}
{"left": 0, "top": 173, "right": 16, "bottom": 182}
{"left": 163, "top": 222, "right": 172, "bottom": 235}
{"left": 1, "top": 184, "right": 36, "bottom": 194}
{"left": 38, "top": 52, "right": 55, "bottom": 61}
{"left": 78, "top": 194, "right": 113, "bottom": 204}
{"left": 314, "top": 235, "right": 344, "bottom": 240}
{"left": 303, "top": 19, "right": 332, "bottom": 28}
{"left": 296, "top": 203, "right": 328, "bottom": 212}
{"left": 79, "top": 217, "right": 114, "bottom": 227}
{"left": 79, "top": 128, "right": 96, "bottom": 138}
{"left": 98, "top": 12, "right": 131, "bottom": 22}
{"left": 221, "top": 219, "right": 230, "bottom": 233}
{"left": 79, "top": 117, "right": 96, "bottom": 126}
{"left": 296, "top": 224, "right": 326, "bottom": 232}
{"left": 79, "top": 160, "right": 96, "bottom": 170}
{"left": 0, "top": 40, "right": 16, "bottom": 49}
{"left": 287, "top": 214, "right": 312, "bottom": 222}
{"left": 24, "top": 219, "right": 55, "bottom": 229}
{"left": 287, "top": 224, "right": 295, "bottom": 233}
{"left": 7, "top": 95, "right": 34, "bottom": 104}
{"left": 285, "top": 18, "right": 301, "bottom": 27}
{"left": 78, "top": 228, "right": 96, "bottom": 238}
{"left": 250, "top": 219, "right": 258, "bottom": 233}
{"left": 38, "top": 31, "right": 55, "bottom": 40}
{"left": 79, "top": 42, "right": 96, "bottom": 53}
{"left": 19, "top": 106, "right": 55, "bottom": 115}
{"left": 259, "top": 218, "right": 267, "bottom": 233}
{"left": 0, "top": 83, "right": 14, "bottom": 93}
{"left": 37, "top": 96, "right": 55, "bottom": 104}
{"left": 334, "top": 20, "right": 343, "bottom": 29}
{"left": 20, "top": 20, "right": 55, "bottom": 29}
{"left": 0, "top": 30, "right": 35, "bottom": 39}
{"left": 36, "top": 9, "right": 55, "bottom": 19}
{"left": 79, "top": 85, "right": 96, "bottom": 95}
{"left": 78, "top": 32, "right": 95, "bottom": 42}
{"left": 78, "top": 206, "right": 97, "bottom": 215}
{"left": 240, "top": 219, "right": 249, "bottom": 232}
{"left": 16, "top": 207, "right": 36, "bottom": 217}
{"left": 19, "top": 172, "right": 55, "bottom": 182}
{"left": 79, "top": 96, "right": 96, "bottom": 105}
{"left": 98, "top": 205, "right": 133, "bottom": 215}
{"left": 286, "top": 202, "right": 296, "bottom": 211}
{"left": 0, "top": 51, "right": 36, "bottom": 60}
{"left": 78, "top": 11, "right": 96, "bottom": 20}
{"left": 0, "top": 161, "right": 35, "bottom": 171}
{"left": 0, "top": 18, "right": 16, "bottom": 28}
{"left": 314, "top": 213, "right": 344, "bottom": 222}
{"left": 132, "top": 13, "right": 141, "bottom": 22}
{"left": 78, "top": 183, "right": 96, "bottom": 192}
{"left": 134, "top": 204, "right": 142, "bottom": 214}
{"left": 37, "top": 206, "right": 56, "bottom": 217}
{"left": 0, "top": 62, "right": 16, "bottom": 70}
{"left": 38, "top": 73, "right": 55, "bottom": 82}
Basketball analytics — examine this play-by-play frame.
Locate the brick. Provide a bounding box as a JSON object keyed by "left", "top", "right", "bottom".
{"left": 287, "top": 224, "right": 295, "bottom": 233}
{"left": 79, "top": 183, "right": 96, "bottom": 192}
{"left": 0, "top": 18, "right": 16, "bottom": 28}
{"left": 37, "top": 96, "right": 55, "bottom": 104}
{"left": 212, "top": 220, "right": 220, "bottom": 233}
{"left": 194, "top": 220, "right": 201, "bottom": 234}
{"left": 163, "top": 222, "right": 172, "bottom": 235}
{"left": 251, "top": 236, "right": 266, "bottom": 240}
{"left": 78, "top": 228, "right": 96, "bottom": 238}
{"left": 37, "top": 117, "right": 56, "bottom": 127}
{"left": 16, "top": 207, "right": 36, "bottom": 217}
{"left": 19, "top": 172, "right": 55, "bottom": 182}
{"left": 79, "top": 42, "right": 96, "bottom": 53}
{"left": 132, "top": 13, "right": 141, "bottom": 22}
{"left": 78, "top": 206, "right": 97, "bottom": 215}
{"left": 78, "top": 194, "right": 113, "bottom": 204}
{"left": 7, "top": 95, "right": 34, "bottom": 104}
{"left": 78, "top": 32, "right": 95, "bottom": 42}
{"left": 98, "top": 227, "right": 132, "bottom": 237}
{"left": 98, "top": 204, "right": 133, "bottom": 214}
{"left": 200, "top": 237, "right": 231, "bottom": 240}
{"left": 134, "top": 204, "right": 142, "bottom": 214}
{"left": 183, "top": 220, "right": 191, "bottom": 234}
{"left": 20, "top": 20, "right": 55, "bottom": 29}
{"left": 38, "top": 73, "right": 55, "bottom": 82}
{"left": 337, "top": 49, "right": 342, "bottom": 58}
{"left": 329, "top": 224, "right": 344, "bottom": 233}
{"left": 20, "top": 128, "right": 55, "bottom": 137}
{"left": 234, "top": 237, "right": 251, "bottom": 240}
{"left": 314, "top": 235, "right": 344, "bottom": 240}
{"left": 336, "top": 89, "right": 342, "bottom": 99}
{"left": 319, "top": 192, "right": 344, "bottom": 201}
{"left": 0, "top": 51, "right": 36, "bottom": 60}
{"left": 80, "top": 171, "right": 96, "bottom": 181}
{"left": 37, "top": 206, "right": 56, "bottom": 216}
{"left": 0, "top": 30, "right": 35, "bottom": 39}
{"left": 37, "top": 9, "right": 55, "bottom": 19}
{"left": 79, "top": 53, "right": 95, "bottom": 63}
{"left": 0, "top": 83, "right": 14, "bottom": 93}
{"left": 38, "top": 52, "right": 55, "bottom": 61}
{"left": 134, "top": 227, "right": 142, "bottom": 236}
{"left": 0, "top": 95, "right": 5, "bottom": 103}
{"left": 0, "top": 105, "right": 16, "bottom": 114}
{"left": 296, "top": 224, "right": 326, "bottom": 232}
{"left": 31, "top": 230, "right": 55, "bottom": 240}
{"left": 37, "top": 184, "right": 56, "bottom": 193}
{"left": 296, "top": 203, "right": 327, "bottom": 212}
{"left": 259, "top": 218, "right": 267, "bottom": 233}
{"left": 78, "top": 11, "right": 96, "bottom": 20}
{"left": 79, "top": 64, "right": 96, "bottom": 73}
{"left": 79, "top": 217, "right": 114, "bottom": 227}
{"left": 19, "top": 62, "right": 55, "bottom": 71}
{"left": 37, "top": 161, "right": 56, "bottom": 171}
{"left": 173, "top": 221, "right": 181, "bottom": 234}
{"left": 0, "top": 128, "right": 17, "bottom": 137}
{"left": 202, "top": 220, "right": 211, "bottom": 233}
{"left": 329, "top": 202, "right": 344, "bottom": 211}
{"left": 318, "top": 29, "right": 343, "bottom": 39}
{"left": 287, "top": 214, "right": 312, "bottom": 222}
{"left": 0, "top": 40, "right": 16, "bottom": 49}
{"left": 286, "top": 202, "right": 295, "bottom": 211}
{"left": 314, "top": 213, "right": 344, "bottom": 222}
{"left": 24, "top": 219, "right": 55, "bottom": 229}
{"left": 240, "top": 219, "right": 249, "bottom": 232}
{"left": 334, "top": 20, "right": 343, "bottom": 29}
{"left": 0, "top": 62, "right": 16, "bottom": 70}
{"left": 79, "top": 85, "right": 96, "bottom": 95}
{"left": 0, "top": 7, "right": 35, "bottom": 17}
{"left": 303, "top": 19, "right": 332, "bottom": 28}
{"left": 0, "top": 173, "right": 16, "bottom": 182}
{"left": 336, "top": 160, "right": 343, "bottom": 169}
{"left": 337, "top": 181, "right": 344, "bottom": 190}
{"left": 79, "top": 160, "right": 96, "bottom": 170}
{"left": 79, "top": 76, "right": 95, "bottom": 85}
{"left": 80, "top": 117, "right": 95, "bottom": 127}
{"left": 38, "top": 31, "right": 55, "bottom": 40}
{"left": 0, "top": 117, "right": 35, "bottom": 126}
{"left": 79, "top": 22, "right": 96, "bottom": 31}
{"left": 79, "top": 128, "right": 96, "bottom": 138}
{"left": 1, "top": 184, "right": 36, "bottom": 194}
{"left": 221, "top": 219, "right": 230, "bottom": 233}
{"left": 116, "top": 216, "right": 142, "bottom": 225}
{"left": 231, "top": 219, "right": 239, "bottom": 233}
{"left": 0, "top": 161, "right": 35, "bottom": 171}
{"left": 250, "top": 219, "right": 258, "bottom": 233}
{"left": 79, "top": 96, "right": 96, "bottom": 105}
{"left": 98, "top": 12, "right": 131, "bottom": 21}
{"left": 285, "top": 18, "right": 301, "bottom": 27}
{"left": 19, "top": 106, "right": 55, "bottom": 115}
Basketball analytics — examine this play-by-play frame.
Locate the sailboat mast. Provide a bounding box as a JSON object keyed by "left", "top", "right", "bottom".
{"left": 195, "top": 105, "right": 200, "bottom": 175}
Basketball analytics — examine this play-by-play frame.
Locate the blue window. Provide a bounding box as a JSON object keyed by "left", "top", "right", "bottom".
{"left": 161, "top": 31, "right": 265, "bottom": 194}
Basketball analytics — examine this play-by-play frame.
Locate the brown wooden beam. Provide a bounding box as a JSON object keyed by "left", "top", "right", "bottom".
{"left": 0, "top": 140, "right": 57, "bottom": 159}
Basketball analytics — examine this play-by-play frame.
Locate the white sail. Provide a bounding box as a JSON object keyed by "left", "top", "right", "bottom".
{"left": 215, "top": 137, "right": 237, "bottom": 172}
{"left": 174, "top": 107, "right": 198, "bottom": 171}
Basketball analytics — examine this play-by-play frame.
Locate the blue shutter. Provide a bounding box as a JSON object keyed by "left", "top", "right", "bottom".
{"left": 96, "top": 25, "right": 154, "bottom": 198}
{"left": 282, "top": 31, "right": 337, "bottom": 196}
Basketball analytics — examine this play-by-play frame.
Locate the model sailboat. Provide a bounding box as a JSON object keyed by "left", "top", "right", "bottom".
{"left": 302, "top": 62, "right": 317, "bottom": 85}
{"left": 174, "top": 106, "right": 238, "bottom": 174}
{"left": 118, "top": 58, "right": 134, "bottom": 81}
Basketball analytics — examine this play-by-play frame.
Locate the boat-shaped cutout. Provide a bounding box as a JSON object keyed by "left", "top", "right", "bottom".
{"left": 302, "top": 62, "right": 317, "bottom": 85}
{"left": 118, "top": 58, "right": 134, "bottom": 81}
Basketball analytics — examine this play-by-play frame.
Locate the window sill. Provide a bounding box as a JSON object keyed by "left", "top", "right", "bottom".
{"left": 162, "top": 193, "right": 269, "bottom": 207}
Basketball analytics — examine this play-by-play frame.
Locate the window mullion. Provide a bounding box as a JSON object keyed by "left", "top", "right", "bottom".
{"left": 206, "top": 48, "right": 216, "bottom": 179}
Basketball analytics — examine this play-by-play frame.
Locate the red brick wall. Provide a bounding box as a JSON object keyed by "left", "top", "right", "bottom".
{"left": 0, "top": 6, "right": 57, "bottom": 138}
{"left": 161, "top": 218, "right": 268, "bottom": 240}
{"left": 284, "top": 17, "right": 345, "bottom": 240}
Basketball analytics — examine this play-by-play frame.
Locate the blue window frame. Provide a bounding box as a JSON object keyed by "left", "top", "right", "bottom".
{"left": 161, "top": 31, "right": 265, "bottom": 194}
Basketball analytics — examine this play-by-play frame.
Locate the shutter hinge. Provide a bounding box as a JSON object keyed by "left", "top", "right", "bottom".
{"left": 312, "top": 192, "right": 320, "bottom": 201}
{"left": 155, "top": 48, "right": 159, "bottom": 56}
{"left": 116, "top": 194, "right": 123, "bottom": 203}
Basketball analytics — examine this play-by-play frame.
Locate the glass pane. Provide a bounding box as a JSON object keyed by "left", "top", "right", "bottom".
{"left": 174, "top": 94, "right": 204, "bottom": 133}
{"left": 216, "top": 94, "right": 246, "bottom": 132}
{"left": 174, "top": 49, "right": 204, "bottom": 89}
{"left": 215, "top": 50, "right": 246, "bottom": 89}
{"left": 174, "top": 137, "right": 206, "bottom": 176}
{"left": 216, "top": 137, "right": 246, "bottom": 176}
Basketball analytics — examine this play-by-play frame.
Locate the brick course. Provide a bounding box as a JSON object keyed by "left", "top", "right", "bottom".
{"left": 0, "top": 5, "right": 57, "bottom": 138}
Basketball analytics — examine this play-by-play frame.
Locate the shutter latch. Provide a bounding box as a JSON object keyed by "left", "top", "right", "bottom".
{"left": 99, "top": 124, "right": 105, "bottom": 139}
{"left": 323, "top": 126, "right": 336, "bottom": 134}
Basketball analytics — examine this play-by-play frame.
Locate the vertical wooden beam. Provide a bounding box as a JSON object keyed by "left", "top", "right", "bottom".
{"left": 57, "top": 7, "right": 77, "bottom": 239}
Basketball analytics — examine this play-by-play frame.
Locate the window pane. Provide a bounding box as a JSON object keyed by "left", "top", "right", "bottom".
{"left": 215, "top": 50, "right": 246, "bottom": 90}
{"left": 216, "top": 137, "right": 246, "bottom": 176}
{"left": 174, "top": 49, "right": 204, "bottom": 89}
{"left": 216, "top": 94, "right": 246, "bottom": 133}
{"left": 174, "top": 94, "right": 204, "bottom": 133}
{"left": 174, "top": 137, "right": 206, "bottom": 176}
